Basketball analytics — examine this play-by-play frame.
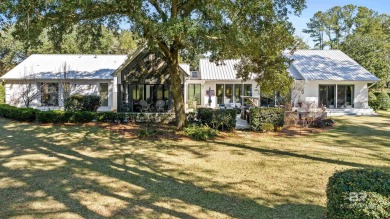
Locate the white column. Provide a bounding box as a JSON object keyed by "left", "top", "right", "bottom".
{"left": 112, "top": 77, "right": 118, "bottom": 111}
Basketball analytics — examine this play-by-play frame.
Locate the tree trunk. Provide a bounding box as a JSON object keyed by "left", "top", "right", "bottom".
{"left": 168, "top": 50, "right": 186, "bottom": 129}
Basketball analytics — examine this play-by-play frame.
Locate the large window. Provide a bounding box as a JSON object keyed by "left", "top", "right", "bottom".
{"left": 216, "top": 84, "right": 224, "bottom": 104}
{"left": 234, "top": 84, "right": 242, "bottom": 105}
{"left": 100, "top": 83, "right": 109, "bottom": 106}
{"left": 337, "top": 85, "right": 354, "bottom": 108}
{"left": 225, "top": 84, "right": 233, "bottom": 103}
{"left": 244, "top": 84, "right": 252, "bottom": 96}
{"left": 41, "top": 83, "right": 59, "bottom": 106}
{"left": 187, "top": 84, "right": 201, "bottom": 105}
{"left": 319, "top": 85, "right": 354, "bottom": 108}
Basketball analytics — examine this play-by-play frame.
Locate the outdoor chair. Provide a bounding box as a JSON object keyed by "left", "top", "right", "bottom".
{"left": 156, "top": 100, "right": 165, "bottom": 112}
{"left": 139, "top": 100, "right": 150, "bottom": 112}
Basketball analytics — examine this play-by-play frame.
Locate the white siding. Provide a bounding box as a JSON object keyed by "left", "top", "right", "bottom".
{"left": 297, "top": 80, "right": 369, "bottom": 109}
{"left": 4, "top": 79, "right": 115, "bottom": 111}
{"left": 185, "top": 80, "right": 259, "bottom": 110}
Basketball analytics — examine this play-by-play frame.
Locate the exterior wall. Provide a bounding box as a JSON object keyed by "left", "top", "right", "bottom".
{"left": 4, "top": 79, "right": 115, "bottom": 111}
{"left": 293, "top": 80, "right": 370, "bottom": 109}
{"left": 185, "top": 79, "right": 259, "bottom": 110}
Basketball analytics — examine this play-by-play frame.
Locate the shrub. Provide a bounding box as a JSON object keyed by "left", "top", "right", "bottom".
{"left": 250, "top": 108, "right": 285, "bottom": 131}
{"left": 67, "top": 111, "right": 95, "bottom": 123}
{"left": 82, "top": 95, "right": 101, "bottom": 112}
{"left": 184, "top": 124, "right": 217, "bottom": 140}
{"left": 37, "top": 110, "right": 95, "bottom": 123}
{"left": 0, "top": 104, "right": 38, "bottom": 122}
{"left": 258, "top": 123, "right": 274, "bottom": 132}
{"left": 197, "top": 108, "right": 236, "bottom": 131}
{"left": 136, "top": 127, "right": 160, "bottom": 138}
{"left": 368, "top": 92, "right": 380, "bottom": 112}
{"left": 36, "top": 110, "right": 68, "bottom": 123}
{"left": 64, "top": 95, "right": 84, "bottom": 111}
{"left": 327, "top": 169, "right": 390, "bottom": 219}
{"left": 377, "top": 92, "right": 390, "bottom": 110}
{"left": 196, "top": 108, "right": 214, "bottom": 125}
{"left": 64, "top": 95, "right": 101, "bottom": 112}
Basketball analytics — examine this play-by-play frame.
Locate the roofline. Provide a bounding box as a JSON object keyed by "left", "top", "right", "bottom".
{"left": 112, "top": 47, "right": 190, "bottom": 77}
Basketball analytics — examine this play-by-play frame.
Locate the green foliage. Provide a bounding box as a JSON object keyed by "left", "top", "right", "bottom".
{"left": 326, "top": 169, "right": 390, "bottom": 219}
{"left": 36, "top": 110, "right": 68, "bottom": 123}
{"left": 304, "top": 5, "right": 390, "bottom": 88}
{"left": 37, "top": 110, "right": 95, "bottom": 123}
{"left": 258, "top": 123, "right": 275, "bottom": 133}
{"left": 0, "top": 84, "right": 5, "bottom": 104}
{"left": 197, "top": 108, "right": 236, "bottom": 131}
{"left": 184, "top": 124, "right": 217, "bottom": 141}
{"left": 64, "top": 95, "right": 101, "bottom": 112}
{"left": 0, "top": 104, "right": 38, "bottom": 122}
{"left": 368, "top": 92, "right": 380, "bottom": 111}
{"left": 64, "top": 95, "right": 84, "bottom": 111}
{"left": 377, "top": 92, "right": 390, "bottom": 110}
{"left": 82, "top": 95, "right": 101, "bottom": 112}
{"left": 136, "top": 127, "right": 159, "bottom": 138}
{"left": 250, "top": 108, "right": 285, "bottom": 131}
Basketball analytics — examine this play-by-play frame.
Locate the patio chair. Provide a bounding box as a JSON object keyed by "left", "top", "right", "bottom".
{"left": 156, "top": 100, "right": 165, "bottom": 112}
{"left": 139, "top": 100, "right": 150, "bottom": 112}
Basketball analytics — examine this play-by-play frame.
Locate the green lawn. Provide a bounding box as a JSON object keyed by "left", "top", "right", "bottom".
{"left": 0, "top": 114, "right": 389, "bottom": 219}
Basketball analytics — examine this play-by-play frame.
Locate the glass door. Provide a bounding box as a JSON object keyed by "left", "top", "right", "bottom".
{"left": 319, "top": 85, "right": 335, "bottom": 108}
{"left": 234, "top": 84, "right": 242, "bottom": 105}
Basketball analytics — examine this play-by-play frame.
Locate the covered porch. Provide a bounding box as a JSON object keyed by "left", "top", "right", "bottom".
{"left": 114, "top": 49, "right": 189, "bottom": 113}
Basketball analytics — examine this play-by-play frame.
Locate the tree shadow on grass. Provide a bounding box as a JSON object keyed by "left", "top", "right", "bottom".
{"left": 0, "top": 118, "right": 326, "bottom": 218}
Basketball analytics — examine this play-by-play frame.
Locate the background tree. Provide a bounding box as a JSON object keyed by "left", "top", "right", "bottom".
{"left": 2, "top": 0, "right": 305, "bottom": 128}
{"left": 304, "top": 5, "right": 389, "bottom": 89}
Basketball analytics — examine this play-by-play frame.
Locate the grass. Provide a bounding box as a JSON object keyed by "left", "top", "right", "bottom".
{"left": 0, "top": 114, "right": 389, "bottom": 218}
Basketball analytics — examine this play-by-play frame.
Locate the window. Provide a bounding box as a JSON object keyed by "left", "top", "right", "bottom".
{"left": 216, "top": 84, "right": 224, "bottom": 104}
{"left": 244, "top": 84, "right": 252, "bottom": 96}
{"left": 191, "top": 71, "right": 198, "bottom": 78}
{"left": 225, "top": 84, "right": 233, "bottom": 103}
{"left": 41, "top": 83, "right": 59, "bottom": 106}
{"left": 234, "top": 84, "right": 242, "bottom": 104}
{"left": 187, "top": 84, "right": 201, "bottom": 105}
{"left": 100, "top": 83, "right": 109, "bottom": 106}
{"left": 63, "top": 82, "right": 71, "bottom": 100}
{"left": 319, "top": 85, "right": 336, "bottom": 108}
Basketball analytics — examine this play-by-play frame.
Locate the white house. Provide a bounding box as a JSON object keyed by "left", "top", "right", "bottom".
{"left": 285, "top": 50, "right": 378, "bottom": 115}
{"left": 1, "top": 49, "right": 378, "bottom": 115}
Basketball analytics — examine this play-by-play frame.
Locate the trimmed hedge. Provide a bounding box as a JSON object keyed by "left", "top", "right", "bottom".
{"left": 250, "top": 108, "right": 285, "bottom": 131}
{"left": 36, "top": 110, "right": 95, "bottom": 123}
{"left": 0, "top": 104, "right": 38, "bottom": 122}
{"left": 64, "top": 94, "right": 101, "bottom": 112}
{"left": 197, "top": 108, "right": 236, "bottom": 131}
{"left": 377, "top": 92, "right": 390, "bottom": 110}
{"left": 327, "top": 169, "right": 390, "bottom": 219}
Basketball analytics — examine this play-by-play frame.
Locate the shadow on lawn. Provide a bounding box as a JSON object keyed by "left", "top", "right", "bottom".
{"left": 0, "top": 119, "right": 325, "bottom": 218}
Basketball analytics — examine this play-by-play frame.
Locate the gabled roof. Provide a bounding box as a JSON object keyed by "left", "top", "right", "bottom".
{"left": 285, "top": 50, "right": 379, "bottom": 81}
{"left": 199, "top": 59, "right": 241, "bottom": 80}
{"left": 1, "top": 54, "right": 128, "bottom": 80}
{"left": 113, "top": 47, "right": 190, "bottom": 77}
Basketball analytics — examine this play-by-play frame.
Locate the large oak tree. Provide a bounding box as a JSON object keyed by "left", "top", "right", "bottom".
{"left": 1, "top": 0, "right": 305, "bottom": 128}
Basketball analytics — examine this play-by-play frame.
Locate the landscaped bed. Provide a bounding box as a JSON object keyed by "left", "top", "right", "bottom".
{"left": 0, "top": 113, "right": 389, "bottom": 218}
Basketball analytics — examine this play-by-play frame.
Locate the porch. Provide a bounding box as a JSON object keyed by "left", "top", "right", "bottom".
{"left": 114, "top": 49, "right": 189, "bottom": 113}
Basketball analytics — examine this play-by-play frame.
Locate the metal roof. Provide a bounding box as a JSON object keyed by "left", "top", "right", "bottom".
{"left": 199, "top": 59, "right": 241, "bottom": 80}
{"left": 285, "top": 50, "right": 379, "bottom": 81}
{"left": 1, "top": 54, "right": 128, "bottom": 80}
